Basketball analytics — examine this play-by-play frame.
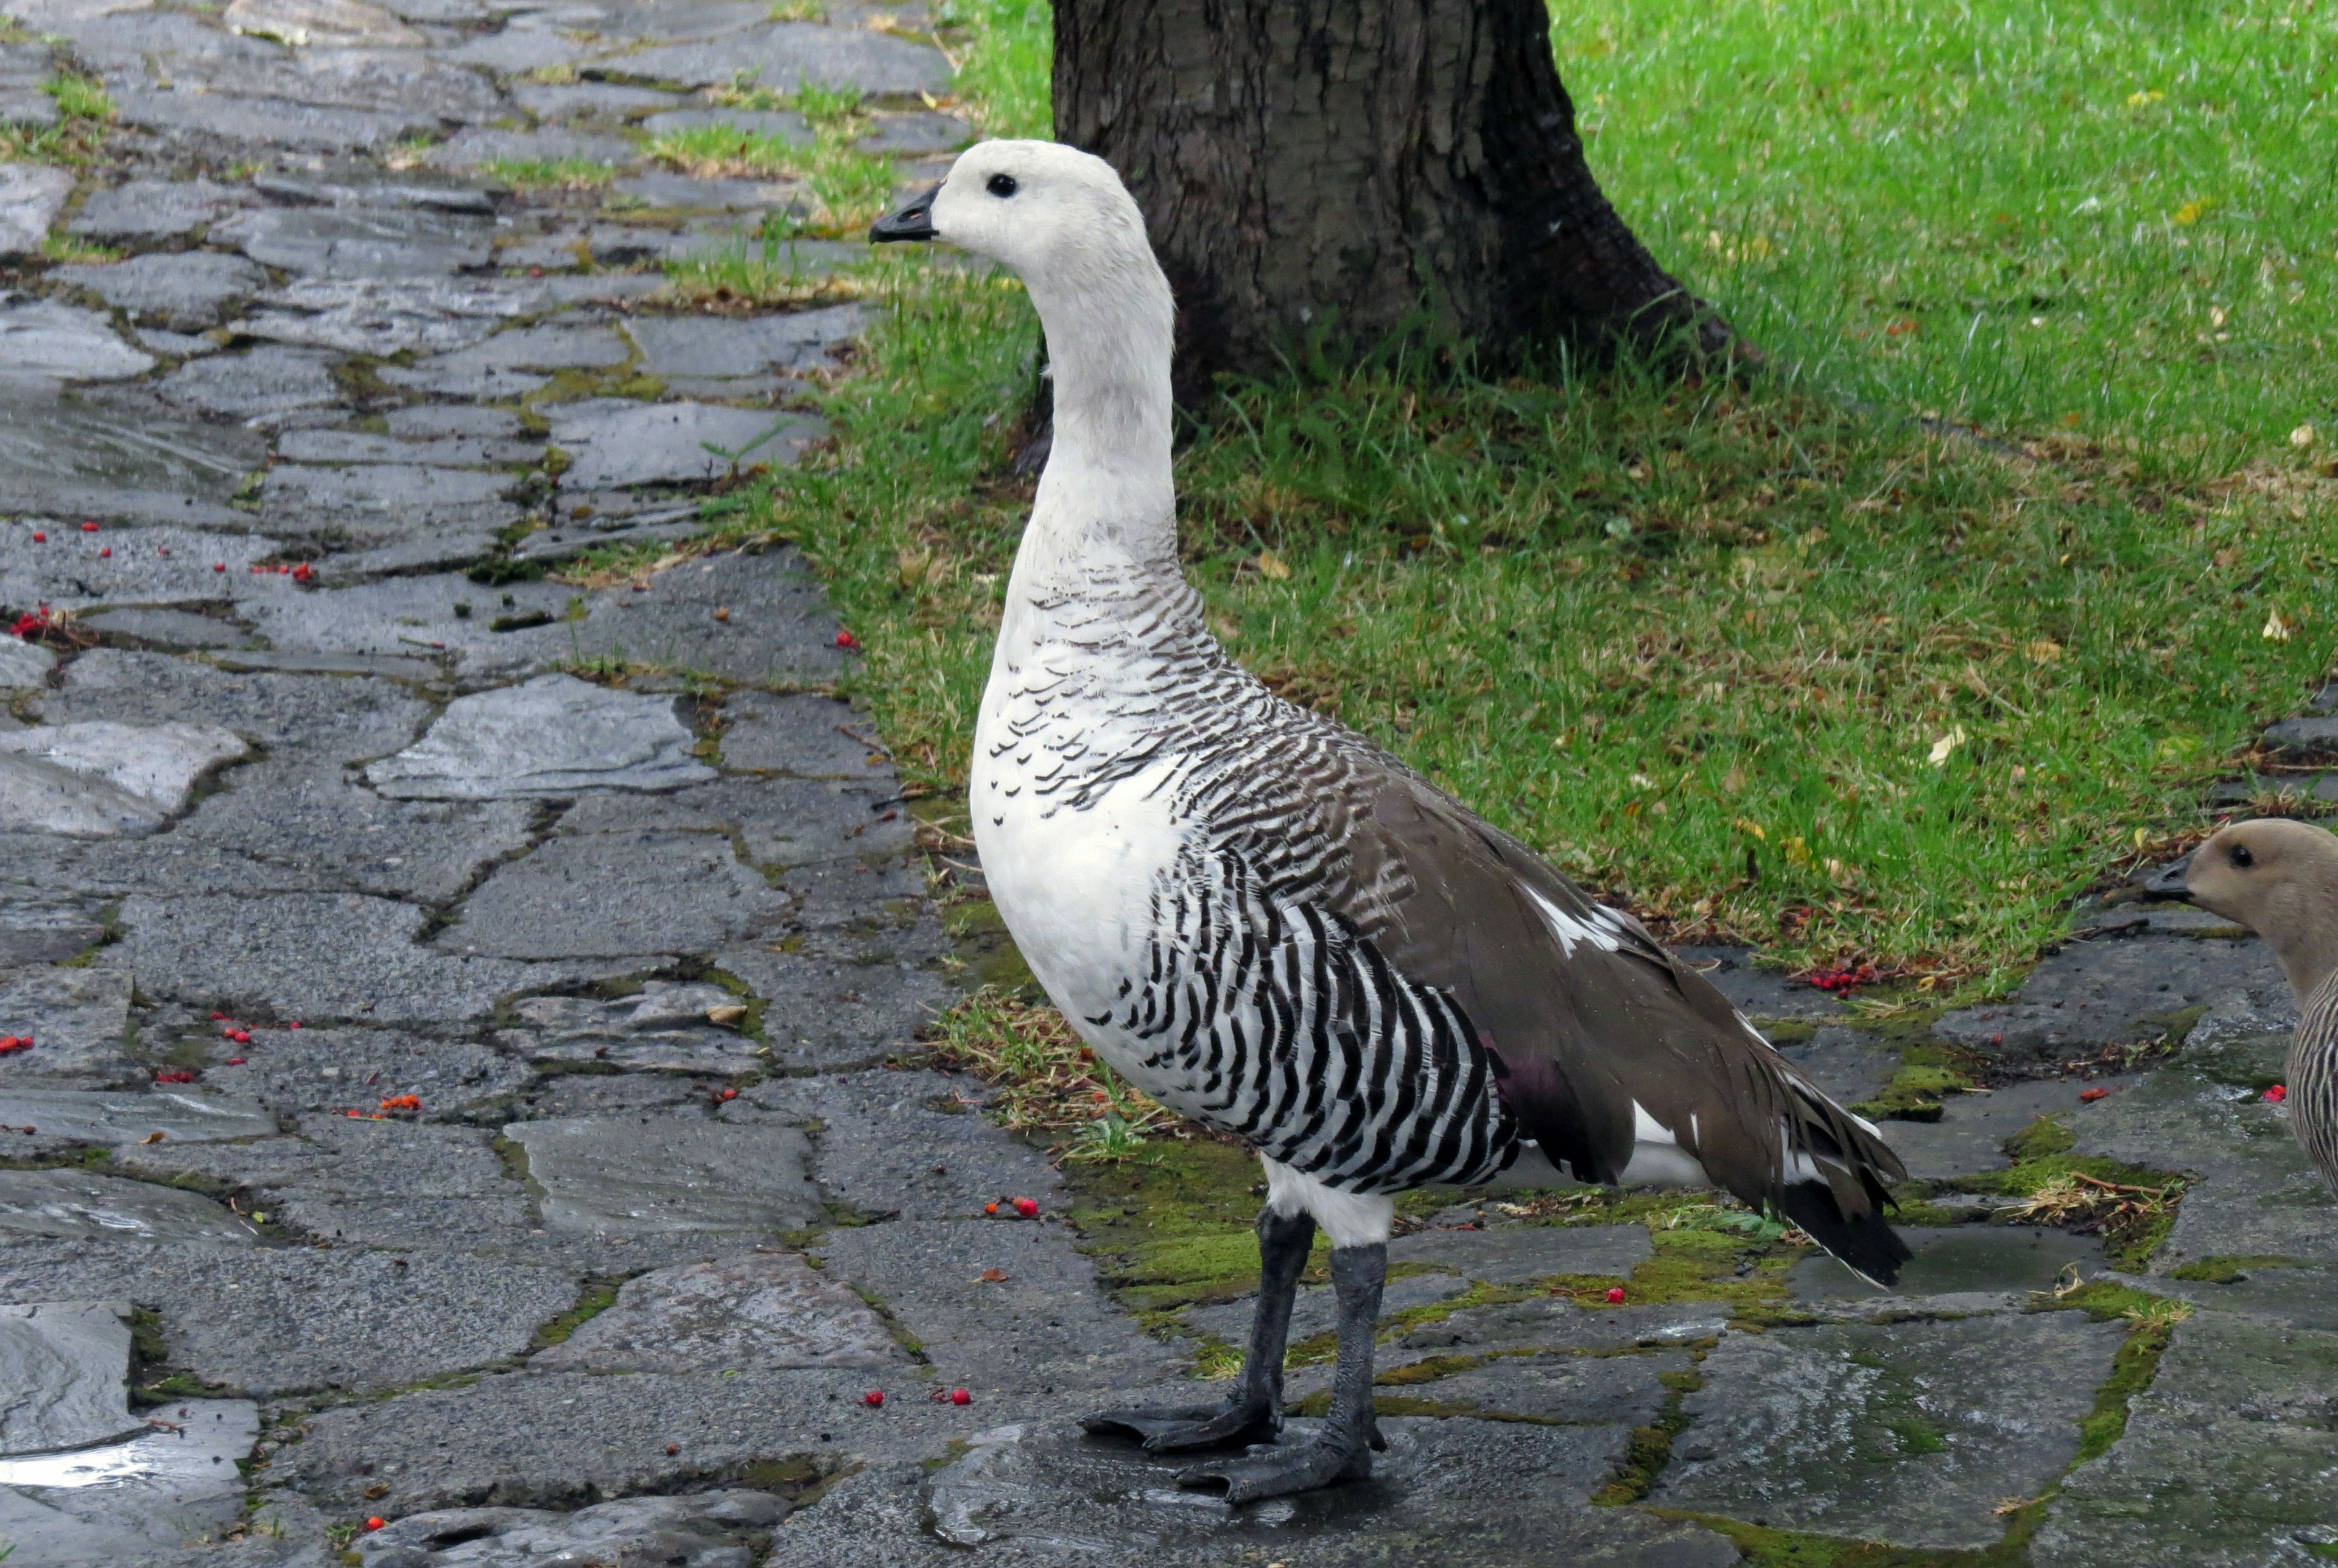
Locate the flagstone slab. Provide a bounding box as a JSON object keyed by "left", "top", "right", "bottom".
{"left": 194, "top": 1025, "right": 534, "bottom": 1121}
{"left": 556, "top": 546, "right": 846, "bottom": 684}
{"left": 440, "top": 829, "right": 786, "bottom": 959}
{"left": 368, "top": 674, "right": 711, "bottom": 798}
{"left": 499, "top": 982, "right": 763, "bottom": 1074}
{"left": 1386, "top": 1221, "right": 1654, "bottom": 1285}
{"left": 156, "top": 343, "right": 343, "bottom": 422}
{"left": 0, "top": 379, "right": 267, "bottom": 522}
{"left": 1934, "top": 931, "right": 2283, "bottom": 1066}
{"left": 209, "top": 201, "right": 494, "bottom": 278}
{"left": 235, "top": 277, "right": 561, "bottom": 357}
{"left": 0, "top": 1300, "right": 139, "bottom": 1457}
{"left": 715, "top": 938, "right": 953, "bottom": 1074}
{"left": 2033, "top": 1315, "right": 2338, "bottom": 1566}
{"left": 532, "top": 1251, "right": 904, "bottom": 1373}
{"left": 420, "top": 124, "right": 634, "bottom": 172}
{"left": 111, "top": 87, "right": 428, "bottom": 151}
{"left": 0, "top": 1167, "right": 259, "bottom": 1245}
{"left": 0, "top": 722, "right": 249, "bottom": 838}
{"left": 509, "top": 79, "right": 679, "bottom": 120}
{"left": 0, "top": 163, "right": 73, "bottom": 258}
{"left": 69, "top": 177, "right": 258, "bottom": 240}
{"left": 353, "top": 1492, "right": 792, "bottom": 1568}
{"left": 52, "top": 251, "right": 270, "bottom": 331}
{"left": 0, "top": 889, "right": 105, "bottom": 971}
{"left": 0, "top": 1087, "right": 278, "bottom": 1148}
{"left": 621, "top": 304, "right": 861, "bottom": 379}
{"left": 0, "top": 1397, "right": 257, "bottom": 1566}
{"left": 0, "top": 302, "right": 155, "bottom": 381}
{"left": 0, "top": 967, "right": 135, "bottom": 1086}
{"left": 548, "top": 399, "right": 826, "bottom": 489}
{"left": 604, "top": 21, "right": 949, "bottom": 95}
{"left": 0, "top": 636, "right": 53, "bottom": 690}
{"left": 0, "top": 1238, "right": 580, "bottom": 1395}
{"left": 1655, "top": 1311, "right": 2124, "bottom": 1550}
{"left": 504, "top": 1115, "right": 821, "bottom": 1237}
{"left": 717, "top": 690, "right": 890, "bottom": 777}
{"left": 378, "top": 321, "right": 630, "bottom": 399}
{"left": 0, "top": 524, "right": 290, "bottom": 611}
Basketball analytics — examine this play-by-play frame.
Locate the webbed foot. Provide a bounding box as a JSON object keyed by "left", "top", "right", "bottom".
{"left": 1174, "top": 1430, "right": 1376, "bottom": 1503}
{"left": 1080, "top": 1398, "right": 1280, "bottom": 1452}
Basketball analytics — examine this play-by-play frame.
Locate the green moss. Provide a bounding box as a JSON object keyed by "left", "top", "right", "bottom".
{"left": 1591, "top": 1360, "right": 1701, "bottom": 1505}
{"left": 2167, "top": 1255, "right": 2305, "bottom": 1283}
{"left": 1659, "top": 1513, "right": 2015, "bottom": 1566}
{"left": 1623, "top": 1228, "right": 1805, "bottom": 1321}
{"left": 530, "top": 1275, "right": 625, "bottom": 1351}
{"left": 1063, "top": 1139, "right": 1302, "bottom": 1317}
{"left": 1851, "top": 1046, "right": 1977, "bottom": 1121}
{"left": 2003, "top": 1116, "right": 2076, "bottom": 1161}
{"left": 2070, "top": 1311, "right": 2182, "bottom": 1463}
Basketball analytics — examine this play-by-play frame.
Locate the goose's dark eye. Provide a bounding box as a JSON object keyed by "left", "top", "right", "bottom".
{"left": 986, "top": 173, "right": 1019, "bottom": 198}
{"left": 2230, "top": 844, "right": 2255, "bottom": 869}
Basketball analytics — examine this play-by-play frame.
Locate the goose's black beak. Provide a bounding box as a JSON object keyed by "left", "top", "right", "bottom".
{"left": 871, "top": 183, "right": 942, "bottom": 243}
{"left": 2140, "top": 852, "right": 2196, "bottom": 902}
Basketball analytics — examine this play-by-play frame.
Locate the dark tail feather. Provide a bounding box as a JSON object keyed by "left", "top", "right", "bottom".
{"left": 1777, "top": 1181, "right": 1912, "bottom": 1287}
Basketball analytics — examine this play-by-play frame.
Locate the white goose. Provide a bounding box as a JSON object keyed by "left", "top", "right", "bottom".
{"left": 874, "top": 142, "right": 1908, "bottom": 1503}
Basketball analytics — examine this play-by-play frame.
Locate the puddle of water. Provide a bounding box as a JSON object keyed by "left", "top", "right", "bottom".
{"left": 0, "top": 1400, "right": 256, "bottom": 1491}
{"left": 1791, "top": 1225, "right": 2105, "bottom": 1300}
{"left": 0, "top": 1400, "right": 257, "bottom": 1566}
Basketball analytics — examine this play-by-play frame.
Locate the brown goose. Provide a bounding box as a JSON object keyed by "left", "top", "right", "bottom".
{"left": 873, "top": 141, "right": 1909, "bottom": 1503}
{"left": 2180, "top": 817, "right": 2338, "bottom": 1189}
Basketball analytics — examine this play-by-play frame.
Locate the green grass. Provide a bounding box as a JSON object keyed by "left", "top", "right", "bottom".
{"left": 711, "top": 0, "right": 2337, "bottom": 980}
{"left": 480, "top": 157, "right": 617, "bottom": 191}
{"left": 43, "top": 72, "right": 113, "bottom": 122}
{"left": 653, "top": 85, "right": 900, "bottom": 232}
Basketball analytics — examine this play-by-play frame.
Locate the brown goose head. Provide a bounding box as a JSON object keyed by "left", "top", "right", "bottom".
{"left": 2183, "top": 817, "right": 2338, "bottom": 1004}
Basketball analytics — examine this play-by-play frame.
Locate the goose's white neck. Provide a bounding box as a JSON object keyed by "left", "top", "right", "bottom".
{"left": 1014, "top": 257, "right": 1179, "bottom": 593}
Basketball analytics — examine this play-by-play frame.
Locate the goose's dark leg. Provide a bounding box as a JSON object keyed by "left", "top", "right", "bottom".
{"left": 1176, "top": 1240, "right": 1385, "bottom": 1503}
{"left": 1082, "top": 1206, "right": 1315, "bottom": 1451}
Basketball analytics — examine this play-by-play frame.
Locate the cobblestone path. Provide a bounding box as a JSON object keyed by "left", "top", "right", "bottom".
{"left": 2, "top": 3, "right": 2337, "bottom": 1564}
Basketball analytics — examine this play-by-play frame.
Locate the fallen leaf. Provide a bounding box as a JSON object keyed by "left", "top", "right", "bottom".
{"left": 705, "top": 1004, "right": 748, "bottom": 1027}
{"left": 141, "top": 1131, "right": 165, "bottom": 1144}
{"left": 1928, "top": 727, "right": 1968, "bottom": 766}
{"left": 976, "top": 1268, "right": 1009, "bottom": 1283}
{"left": 1255, "top": 551, "right": 1291, "bottom": 581}
{"left": 2263, "top": 612, "right": 2293, "bottom": 642}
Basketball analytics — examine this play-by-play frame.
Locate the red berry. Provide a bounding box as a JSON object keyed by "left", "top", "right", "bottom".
{"left": 210, "top": 1012, "right": 226, "bottom": 1021}
{"left": 2079, "top": 1087, "right": 2109, "bottom": 1102}
{"left": 30, "top": 533, "right": 44, "bottom": 542}
{"left": 225, "top": 1057, "right": 245, "bottom": 1066}
{"left": 834, "top": 629, "right": 861, "bottom": 651}
{"left": 214, "top": 562, "right": 226, "bottom": 572}
{"left": 719, "top": 1088, "right": 738, "bottom": 1101}
{"left": 862, "top": 1390, "right": 883, "bottom": 1407}
{"left": 99, "top": 547, "right": 110, "bottom": 558}
{"left": 1606, "top": 1286, "right": 1627, "bottom": 1304}
{"left": 1011, "top": 1197, "right": 1038, "bottom": 1218}
{"left": 80, "top": 522, "right": 98, "bottom": 533}
{"left": 288, "top": 1021, "right": 302, "bottom": 1029}
{"left": 983, "top": 1202, "right": 999, "bottom": 1215}
{"left": 364, "top": 1517, "right": 385, "bottom": 1531}
{"left": 2266, "top": 1084, "right": 2288, "bottom": 1104}
{"left": 949, "top": 1388, "right": 971, "bottom": 1405}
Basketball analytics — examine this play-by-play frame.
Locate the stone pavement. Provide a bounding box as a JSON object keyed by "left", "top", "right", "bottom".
{"left": 2, "top": 2, "right": 2337, "bottom": 1563}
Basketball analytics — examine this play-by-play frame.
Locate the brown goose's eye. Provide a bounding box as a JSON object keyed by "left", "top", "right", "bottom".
{"left": 2230, "top": 844, "right": 2255, "bottom": 869}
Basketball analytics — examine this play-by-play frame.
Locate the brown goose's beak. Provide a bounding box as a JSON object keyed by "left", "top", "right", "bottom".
{"left": 871, "top": 183, "right": 942, "bottom": 243}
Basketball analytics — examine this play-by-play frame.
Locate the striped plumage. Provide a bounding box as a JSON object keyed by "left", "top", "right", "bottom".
{"left": 875, "top": 140, "right": 1910, "bottom": 1503}
{"left": 2183, "top": 817, "right": 2338, "bottom": 1192}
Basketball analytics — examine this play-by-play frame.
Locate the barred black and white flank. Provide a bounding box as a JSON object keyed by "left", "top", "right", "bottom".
{"left": 874, "top": 141, "right": 1910, "bottom": 1504}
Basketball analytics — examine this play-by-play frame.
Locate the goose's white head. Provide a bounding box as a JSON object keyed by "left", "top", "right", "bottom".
{"left": 871, "top": 139, "right": 1164, "bottom": 310}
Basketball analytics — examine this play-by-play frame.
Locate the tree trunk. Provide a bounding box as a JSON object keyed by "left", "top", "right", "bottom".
{"left": 1052, "top": 0, "right": 1735, "bottom": 408}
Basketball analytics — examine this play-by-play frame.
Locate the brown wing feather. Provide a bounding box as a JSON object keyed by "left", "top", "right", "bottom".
{"left": 1327, "top": 773, "right": 1905, "bottom": 1222}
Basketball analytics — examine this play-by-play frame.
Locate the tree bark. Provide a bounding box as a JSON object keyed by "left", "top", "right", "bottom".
{"left": 1053, "top": 0, "right": 1735, "bottom": 407}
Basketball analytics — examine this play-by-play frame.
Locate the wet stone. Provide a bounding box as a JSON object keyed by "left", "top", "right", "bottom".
{"left": 504, "top": 1115, "right": 821, "bottom": 1237}
{"left": 0, "top": 382, "right": 268, "bottom": 521}
{"left": 385, "top": 403, "right": 524, "bottom": 439}
{"left": 448, "top": 830, "right": 786, "bottom": 960}
{"left": 1386, "top": 1220, "right": 1653, "bottom": 1285}
{"left": 508, "top": 79, "right": 681, "bottom": 120}
{"left": 609, "top": 169, "right": 796, "bottom": 211}
{"left": 0, "top": 301, "right": 154, "bottom": 381}
{"left": 0, "top": 1239, "right": 580, "bottom": 1395}
{"left": 356, "top": 1491, "right": 791, "bottom": 1568}
{"left": 2033, "top": 1314, "right": 2338, "bottom": 1566}
{"left": 1671, "top": 945, "right": 1848, "bottom": 1021}
{"left": 378, "top": 320, "right": 630, "bottom": 399}
{"left": 111, "top": 86, "right": 429, "bottom": 151}
{"left": 0, "top": 634, "right": 52, "bottom": 688}
{"left": 1789, "top": 1223, "right": 2104, "bottom": 1301}
{"left": 1777, "top": 1024, "right": 1901, "bottom": 1107}
{"left": 116, "top": 892, "right": 609, "bottom": 1027}
{"left": 608, "top": 21, "right": 951, "bottom": 95}
{"left": 787, "top": 1417, "right": 1737, "bottom": 1568}
{"left": 0, "top": 1167, "right": 259, "bottom": 1245}
{"left": 262, "top": 461, "right": 518, "bottom": 535}
{"left": 0, "top": 1396, "right": 258, "bottom": 1564}
{"left": 2264, "top": 712, "right": 2338, "bottom": 757}
{"left": 0, "top": 1300, "right": 139, "bottom": 1455}
{"left": 563, "top": 777, "right": 914, "bottom": 869}
{"left": 52, "top": 251, "right": 270, "bottom": 332}
{"left": 814, "top": 1219, "right": 1184, "bottom": 1394}
{"left": 622, "top": 303, "right": 861, "bottom": 380}
{"left": 717, "top": 939, "right": 953, "bottom": 1073}
{"left": 718, "top": 690, "right": 890, "bottom": 776}
{"left": 1372, "top": 1347, "right": 1689, "bottom": 1427}
{"left": 209, "top": 202, "right": 493, "bottom": 278}
{"left": 69, "top": 177, "right": 258, "bottom": 241}
{"left": 0, "top": 163, "right": 73, "bottom": 257}
{"left": 1880, "top": 1075, "right": 2144, "bottom": 1180}
{"left": 1185, "top": 1270, "right": 1472, "bottom": 1349}
{"left": 174, "top": 761, "right": 539, "bottom": 903}
{"left": 275, "top": 427, "right": 541, "bottom": 465}
{"left": 156, "top": 343, "right": 342, "bottom": 422}
{"left": 1934, "top": 931, "right": 2283, "bottom": 1065}
{"left": 0, "top": 41, "right": 57, "bottom": 135}
{"left": 204, "top": 1026, "right": 534, "bottom": 1120}
{"left": 1655, "top": 1311, "right": 2126, "bottom": 1549}
{"left": 549, "top": 399, "right": 827, "bottom": 489}
{"left": 236, "top": 276, "right": 553, "bottom": 357}
{"left": 38, "top": 650, "right": 430, "bottom": 754}
{"left": 532, "top": 1251, "right": 903, "bottom": 1374}
{"left": 220, "top": 0, "right": 426, "bottom": 46}
{"left": 433, "top": 23, "right": 592, "bottom": 72}
{"left": 366, "top": 673, "right": 714, "bottom": 798}
{"left": 237, "top": 570, "right": 584, "bottom": 678}
{"left": 0, "top": 886, "right": 105, "bottom": 971}
{"left": 857, "top": 109, "right": 972, "bottom": 155}
{"left": 1392, "top": 1297, "right": 1732, "bottom": 1360}
{"left": 1, "top": 522, "right": 290, "bottom": 609}
{"left": 0, "top": 1087, "right": 277, "bottom": 1152}
{"left": 735, "top": 1068, "right": 1056, "bottom": 1223}
{"left": 500, "top": 982, "right": 764, "bottom": 1074}
{"left": 0, "top": 721, "right": 249, "bottom": 838}
{"left": 0, "top": 967, "right": 135, "bottom": 1087}
{"left": 559, "top": 547, "right": 846, "bottom": 684}
{"left": 200, "top": 46, "right": 505, "bottom": 121}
